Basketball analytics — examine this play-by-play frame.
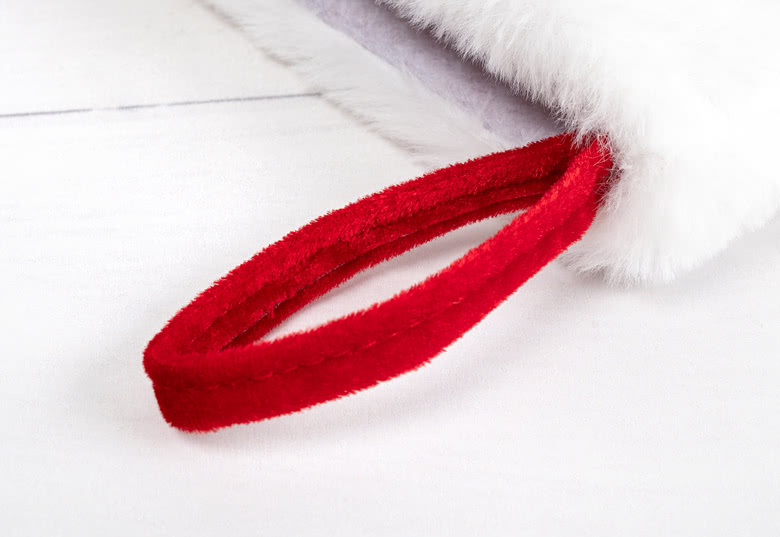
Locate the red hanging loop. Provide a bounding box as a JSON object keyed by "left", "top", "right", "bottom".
{"left": 144, "top": 133, "right": 613, "bottom": 431}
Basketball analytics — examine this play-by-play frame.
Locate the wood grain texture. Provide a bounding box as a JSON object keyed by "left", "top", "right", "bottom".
{"left": 0, "top": 0, "right": 305, "bottom": 113}
{"left": 1, "top": 1, "right": 779, "bottom": 535}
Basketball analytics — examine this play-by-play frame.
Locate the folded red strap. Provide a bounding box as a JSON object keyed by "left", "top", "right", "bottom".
{"left": 144, "top": 133, "right": 612, "bottom": 431}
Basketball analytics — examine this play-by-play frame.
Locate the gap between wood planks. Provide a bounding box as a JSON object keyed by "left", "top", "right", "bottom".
{"left": 0, "top": 92, "right": 320, "bottom": 120}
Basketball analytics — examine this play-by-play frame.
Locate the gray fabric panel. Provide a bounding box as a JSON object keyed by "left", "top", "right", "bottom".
{"left": 298, "top": 0, "right": 560, "bottom": 147}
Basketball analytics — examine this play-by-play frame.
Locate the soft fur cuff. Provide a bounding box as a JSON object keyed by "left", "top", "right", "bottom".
{"left": 388, "top": 1, "right": 780, "bottom": 282}
{"left": 206, "top": 0, "right": 780, "bottom": 283}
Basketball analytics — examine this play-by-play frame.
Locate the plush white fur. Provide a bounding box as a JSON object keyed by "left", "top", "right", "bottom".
{"left": 205, "top": 0, "right": 780, "bottom": 283}
{"left": 380, "top": 0, "right": 780, "bottom": 283}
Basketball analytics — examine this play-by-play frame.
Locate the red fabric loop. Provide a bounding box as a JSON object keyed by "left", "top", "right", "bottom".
{"left": 144, "top": 133, "right": 613, "bottom": 431}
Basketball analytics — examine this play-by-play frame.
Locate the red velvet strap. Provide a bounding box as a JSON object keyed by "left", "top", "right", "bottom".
{"left": 144, "top": 133, "right": 612, "bottom": 431}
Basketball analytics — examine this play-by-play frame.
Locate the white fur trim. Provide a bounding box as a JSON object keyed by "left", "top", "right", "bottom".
{"left": 382, "top": 0, "right": 780, "bottom": 283}
{"left": 205, "top": 0, "right": 780, "bottom": 283}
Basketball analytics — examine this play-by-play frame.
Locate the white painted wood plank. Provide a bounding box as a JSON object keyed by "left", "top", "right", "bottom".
{"left": 0, "top": 0, "right": 307, "bottom": 114}
{"left": 3, "top": 93, "right": 780, "bottom": 536}
{"left": 0, "top": 93, "right": 427, "bottom": 411}
{"left": 1, "top": 1, "right": 779, "bottom": 535}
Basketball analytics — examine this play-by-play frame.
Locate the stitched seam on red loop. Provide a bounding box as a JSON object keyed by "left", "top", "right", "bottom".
{"left": 184, "top": 182, "right": 553, "bottom": 351}
{"left": 152, "top": 195, "right": 593, "bottom": 392}
{"left": 221, "top": 194, "right": 542, "bottom": 349}
{"left": 144, "top": 134, "right": 612, "bottom": 431}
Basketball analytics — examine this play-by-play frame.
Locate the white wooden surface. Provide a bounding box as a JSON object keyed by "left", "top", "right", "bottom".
{"left": 2, "top": 1, "right": 780, "bottom": 535}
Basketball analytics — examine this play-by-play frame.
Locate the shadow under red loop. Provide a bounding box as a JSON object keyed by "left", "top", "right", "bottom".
{"left": 143, "top": 133, "right": 613, "bottom": 432}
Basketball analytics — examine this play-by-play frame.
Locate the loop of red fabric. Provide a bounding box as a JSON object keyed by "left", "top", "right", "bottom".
{"left": 144, "top": 133, "right": 613, "bottom": 432}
